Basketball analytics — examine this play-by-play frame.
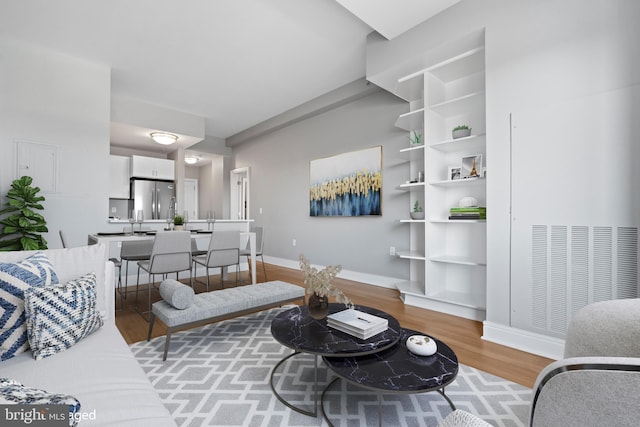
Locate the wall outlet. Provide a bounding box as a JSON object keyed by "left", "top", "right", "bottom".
{"left": 292, "top": 239, "right": 297, "bottom": 247}
{"left": 111, "top": 207, "right": 117, "bottom": 213}
{"left": 259, "top": 207, "right": 263, "bottom": 214}
{"left": 389, "top": 246, "right": 396, "bottom": 256}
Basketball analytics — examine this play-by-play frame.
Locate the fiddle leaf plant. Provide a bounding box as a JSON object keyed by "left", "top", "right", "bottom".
{"left": 0, "top": 176, "right": 48, "bottom": 251}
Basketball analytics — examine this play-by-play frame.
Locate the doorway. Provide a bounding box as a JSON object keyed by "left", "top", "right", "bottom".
{"left": 230, "top": 167, "right": 250, "bottom": 220}
{"left": 184, "top": 178, "right": 198, "bottom": 220}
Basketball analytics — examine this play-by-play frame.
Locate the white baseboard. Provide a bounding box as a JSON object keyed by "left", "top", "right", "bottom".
{"left": 263, "top": 255, "right": 402, "bottom": 289}
{"left": 482, "top": 321, "right": 565, "bottom": 360}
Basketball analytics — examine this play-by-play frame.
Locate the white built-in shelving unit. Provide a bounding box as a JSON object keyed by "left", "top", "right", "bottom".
{"left": 392, "top": 34, "right": 487, "bottom": 321}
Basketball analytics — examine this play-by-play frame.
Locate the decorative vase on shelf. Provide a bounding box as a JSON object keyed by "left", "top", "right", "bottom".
{"left": 308, "top": 293, "right": 330, "bottom": 320}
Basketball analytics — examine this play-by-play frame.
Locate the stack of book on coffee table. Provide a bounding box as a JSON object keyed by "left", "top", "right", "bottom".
{"left": 326, "top": 309, "right": 388, "bottom": 339}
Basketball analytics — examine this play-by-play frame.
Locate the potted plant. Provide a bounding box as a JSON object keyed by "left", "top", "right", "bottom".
{"left": 409, "top": 131, "right": 422, "bottom": 146}
{"left": 299, "top": 254, "right": 353, "bottom": 319}
{"left": 452, "top": 125, "right": 471, "bottom": 139}
{"left": 0, "top": 176, "right": 48, "bottom": 251}
{"left": 410, "top": 200, "right": 424, "bottom": 220}
{"left": 173, "top": 215, "right": 184, "bottom": 230}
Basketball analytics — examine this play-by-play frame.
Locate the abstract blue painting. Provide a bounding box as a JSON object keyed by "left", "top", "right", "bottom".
{"left": 309, "top": 146, "right": 381, "bottom": 217}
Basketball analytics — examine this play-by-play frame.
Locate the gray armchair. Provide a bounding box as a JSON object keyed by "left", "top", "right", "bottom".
{"left": 439, "top": 298, "right": 640, "bottom": 427}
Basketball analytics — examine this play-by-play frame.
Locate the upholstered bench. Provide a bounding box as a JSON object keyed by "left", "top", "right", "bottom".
{"left": 148, "top": 280, "right": 306, "bottom": 360}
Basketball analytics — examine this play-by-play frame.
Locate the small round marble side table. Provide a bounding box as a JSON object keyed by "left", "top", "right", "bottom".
{"left": 322, "top": 327, "right": 459, "bottom": 427}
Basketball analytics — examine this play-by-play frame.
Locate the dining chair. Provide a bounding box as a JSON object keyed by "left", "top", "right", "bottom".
{"left": 135, "top": 231, "right": 192, "bottom": 319}
{"left": 240, "top": 226, "right": 267, "bottom": 281}
{"left": 193, "top": 230, "right": 240, "bottom": 291}
{"left": 59, "top": 230, "right": 68, "bottom": 248}
{"left": 116, "top": 239, "right": 153, "bottom": 308}
{"left": 191, "top": 239, "right": 207, "bottom": 257}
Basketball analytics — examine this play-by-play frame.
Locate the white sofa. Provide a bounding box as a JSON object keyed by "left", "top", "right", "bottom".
{"left": 1, "top": 244, "right": 176, "bottom": 427}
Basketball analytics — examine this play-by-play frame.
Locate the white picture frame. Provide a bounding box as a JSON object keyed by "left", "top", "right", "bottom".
{"left": 461, "top": 154, "right": 483, "bottom": 179}
{"left": 447, "top": 165, "right": 461, "bottom": 181}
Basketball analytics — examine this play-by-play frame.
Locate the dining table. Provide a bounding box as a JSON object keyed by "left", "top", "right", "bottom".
{"left": 87, "top": 230, "right": 257, "bottom": 285}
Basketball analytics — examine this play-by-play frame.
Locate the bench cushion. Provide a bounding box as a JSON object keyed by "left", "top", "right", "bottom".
{"left": 152, "top": 281, "right": 305, "bottom": 328}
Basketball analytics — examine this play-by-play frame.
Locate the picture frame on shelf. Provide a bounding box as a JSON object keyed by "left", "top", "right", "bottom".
{"left": 448, "top": 165, "right": 461, "bottom": 181}
{"left": 461, "top": 154, "right": 483, "bottom": 179}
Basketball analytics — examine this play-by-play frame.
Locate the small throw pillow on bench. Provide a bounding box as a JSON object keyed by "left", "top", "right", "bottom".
{"left": 159, "top": 279, "right": 195, "bottom": 310}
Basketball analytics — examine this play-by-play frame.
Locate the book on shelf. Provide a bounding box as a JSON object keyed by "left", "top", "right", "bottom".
{"left": 326, "top": 309, "right": 388, "bottom": 340}
{"left": 449, "top": 207, "right": 486, "bottom": 213}
{"left": 449, "top": 206, "right": 486, "bottom": 220}
{"left": 449, "top": 215, "right": 485, "bottom": 220}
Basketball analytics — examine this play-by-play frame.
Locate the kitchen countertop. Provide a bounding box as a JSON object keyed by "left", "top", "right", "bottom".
{"left": 108, "top": 218, "right": 254, "bottom": 224}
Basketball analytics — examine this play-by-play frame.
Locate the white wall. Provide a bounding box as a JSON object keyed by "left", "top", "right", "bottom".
{"left": 232, "top": 90, "right": 410, "bottom": 284}
{"left": 366, "top": 0, "right": 640, "bottom": 357}
{"left": 0, "top": 38, "right": 111, "bottom": 248}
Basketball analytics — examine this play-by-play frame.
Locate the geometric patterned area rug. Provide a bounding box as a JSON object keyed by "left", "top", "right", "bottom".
{"left": 130, "top": 308, "right": 530, "bottom": 427}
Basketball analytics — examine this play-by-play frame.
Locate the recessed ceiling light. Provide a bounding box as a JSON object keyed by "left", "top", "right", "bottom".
{"left": 150, "top": 132, "right": 178, "bottom": 145}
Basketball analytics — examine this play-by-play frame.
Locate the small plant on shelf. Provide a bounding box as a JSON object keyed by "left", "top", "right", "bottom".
{"left": 409, "top": 131, "right": 422, "bottom": 145}
{"left": 452, "top": 125, "right": 471, "bottom": 139}
{"left": 410, "top": 200, "right": 424, "bottom": 220}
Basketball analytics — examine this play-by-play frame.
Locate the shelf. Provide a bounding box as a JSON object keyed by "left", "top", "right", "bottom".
{"left": 425, "top": 290, "right": 486, "bottom": 311}
{"left": 395, "top": 108, "right": 424, "bottom": 131}
{"left": 396, "top": 280, "right": 424, "bottom": 295}
{"left": 399, "top": 144, "right": 425, "bottom": 154}
{"left": 396, "top": 251, "right": 426, "bottom": 261}
{"left": 429, "top": 91, "right": 485, "bottom": 117}
{"left": 429, "top": 47, "right": 485, "bottom": 83}
{"left": 429, "top": 134, "right": 486, "bottom": 153}
{"left": 397, "top": 182, "right": 425, "bottom": 191}
{"left": 429, "top": 177, "right": 485, "bottom": 187}
{"left": 394, "top": 47, "right": 485, "bottom": 101}
{"left": 399, "top": 144, "right": 425, "bottom": 161}
{"left": 429, "top": 218, "right": 486, "bottom": 224}
{"left": 429, "top": 255, "right": 486, "bottom": 266}
{"left": 395, "top": 73, "right": 424, "bottom": 103}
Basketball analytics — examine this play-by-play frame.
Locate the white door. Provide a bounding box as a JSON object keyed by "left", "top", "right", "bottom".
{"left": 184, "top": 179, "right": 198, "bottom": 220}
{"left": 230, "top": 167, "right": 250, "bottom": 220}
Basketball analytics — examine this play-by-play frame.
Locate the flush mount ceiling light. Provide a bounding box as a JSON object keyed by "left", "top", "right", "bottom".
{"left": 150, "top": 132, "right": 178, "bottom": 145}
{"left": 184, "top": 156, "right": 198, "bottom": 165}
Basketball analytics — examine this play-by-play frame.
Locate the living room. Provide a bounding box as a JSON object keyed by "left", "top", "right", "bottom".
{"left": 1, "top": 1, "right": 639, "bottom": 426}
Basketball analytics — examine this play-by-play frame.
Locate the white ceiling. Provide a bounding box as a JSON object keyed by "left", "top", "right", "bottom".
{"left": 0, "top": 0, "right": 458, "bottom": 152}
{"left": 336, "top": 0, "right": 460, "bottom": 40}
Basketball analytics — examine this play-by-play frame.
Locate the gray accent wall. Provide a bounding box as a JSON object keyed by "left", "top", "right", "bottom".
{"left": 232, "top": 89, "right": 410, "bottom": 283}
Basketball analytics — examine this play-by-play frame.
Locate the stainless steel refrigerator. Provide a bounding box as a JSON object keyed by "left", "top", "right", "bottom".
{"left": 130, "top": 178, "right": 175, "bottom": 220}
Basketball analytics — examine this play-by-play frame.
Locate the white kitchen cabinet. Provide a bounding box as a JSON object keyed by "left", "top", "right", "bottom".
{"left": 130, "top": 155, "right": 175, "bottom": 180}
{"left": 109, "top": 155, "right": 130, "bottom": 199}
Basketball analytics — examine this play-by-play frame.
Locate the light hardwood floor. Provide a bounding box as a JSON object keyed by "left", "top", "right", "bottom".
{"left": 115, "top": 262, "right": 552, "bottom": 388}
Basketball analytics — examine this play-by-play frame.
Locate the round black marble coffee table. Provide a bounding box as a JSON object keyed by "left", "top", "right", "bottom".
{"left": 270, "top": 304, "right": 402, "bottom": 417}
{"left": 321, "top": 327, "right": 458, "bottom": 427}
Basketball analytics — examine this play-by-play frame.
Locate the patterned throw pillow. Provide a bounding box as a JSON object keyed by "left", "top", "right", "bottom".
{"left": 24, "top": 272, "right": 103, "bottom": 360}
{"left": 0, "top": 252, "right": 59, "bottom": 361}
{"left": 0, "top": 377, "right": 81, "bottom": 426}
